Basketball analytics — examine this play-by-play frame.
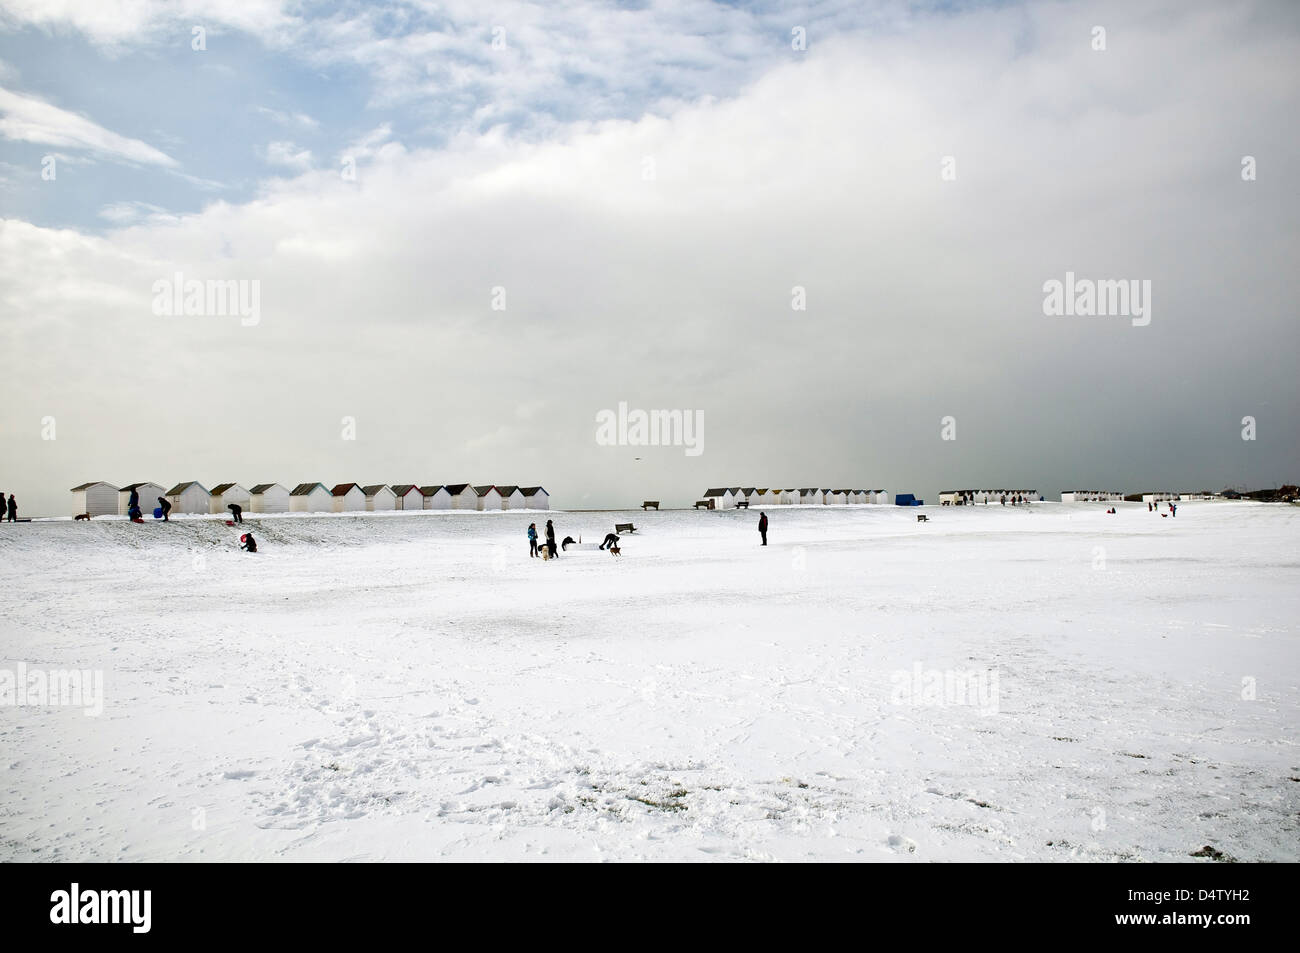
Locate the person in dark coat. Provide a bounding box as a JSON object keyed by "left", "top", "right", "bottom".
{"left": 527, "top": 523, "right": 538, "bottom": 557}
{"left": 240, "top": 533, "right": 257, "bottom": 553}
{"left": 545, "top": 519, "right": 557, "bottom": 558}
{"left": 600, "top": 532, "right": 620, "bottom": 550}
{"left": 227, "top": 502, "right": 244, "bottom": 524}
{"left": 157, "top": 496, "right": 171, "bottom": 521}
{"left": 6, "top": 494, "right": 16, "bottom": 522}
{"left": 758, "top": 511, "right": 768, "bottom": 546}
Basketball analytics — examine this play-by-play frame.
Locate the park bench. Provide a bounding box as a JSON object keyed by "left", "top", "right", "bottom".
{"left": 917, "top": 514, "right": 929, "bottom": 522}
{"left": 615, "top": 522, "right": 636, "bottom": 534}
{"left": 734, "top": 500, "right": 749, "bottom": 509}
{"left": 694, "top": 500, "right": 712, "bottom": 509}
{"left": 642, "top": 501, "right": 659, "bottom": 510}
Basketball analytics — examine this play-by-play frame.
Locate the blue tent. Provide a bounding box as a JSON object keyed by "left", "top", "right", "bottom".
{"left": 894, "top": 493, "right": 924, "bottom": 506}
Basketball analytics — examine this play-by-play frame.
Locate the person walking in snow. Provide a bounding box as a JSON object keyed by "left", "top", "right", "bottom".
{"left": 227, "top": 502, "right": 243, "bottom": 524}
{"left": 157, "top": 496, "right": 171, "bottom": 522}
{"left": 758, "top": 511, "right": 768, "bottom": 546}
{"left": 5, "top": 494, "right": 16, "bottom": 522}
{"left": 527, "top": 522, "right": 539, "bottom": 557}
{"left": 545, "top": 519, "right": 557, "bottom": 558}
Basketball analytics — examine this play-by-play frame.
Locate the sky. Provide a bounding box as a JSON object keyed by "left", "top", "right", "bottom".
{"left": 1, "top": 0, "right": 1297, "bottom": 516}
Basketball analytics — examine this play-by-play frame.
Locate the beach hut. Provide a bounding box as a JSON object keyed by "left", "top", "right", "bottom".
{"left": 420, "top": 486, "right": 452, "bottom": 510}
{"left": 290, "top": 482, "right": 331, "bottom": 512}
{"left": 70, "top": 481, "right": 118, "bottom": 517}
{"left": 165, "top": 482, "right": 211, "bottom": 515}
{"left": 497, "top": 486, "right": 525, "bottom": 510}
{"left": 737, "top": 488, "right": 758, "bottom": 508}
{"left": 444, "top": 484, "right": 477, "bottom": 510}
{"left": 250, "top": 483, "right": 290, "bottom": 513}
{"left": 118, "top": 482, "right": 165, "bottom": 516}
{"left": 520, "top": 487, "right": 549, "bottom": 510}
{"left": 363, "top": 485, "right": 396, "bottom": 511}
{"left": 209, "top": 483, "right": 251, "bottom": 514}
{"left": 851, "top": 489, "right": 868, "bottom": 504}
{"left": 870, "top": 490, "right": 888, "bottom": 504}
{"left": 753, "top": 488, "right": 775, "bottom": 507}
{"left": 825, "top": 489, "right": 848, "bottom": 505}
{"left": 331, "top": 483, "right": 366, "bottom": 512}
{"left": 703, "top": 488, "right": 733, "bottom": 510}
{"left": 473, "top": 485, "right": 502, "bottom": 511}
{"left": 390, "top": 485, "right": 423, "bottom": 510}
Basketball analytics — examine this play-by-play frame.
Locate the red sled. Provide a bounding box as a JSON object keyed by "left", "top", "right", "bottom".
{"left": 224, "top": 520, "right": 235, "bottom": 526}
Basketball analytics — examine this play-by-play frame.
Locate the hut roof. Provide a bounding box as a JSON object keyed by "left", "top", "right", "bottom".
{"left": 291, "top": 483, "right": 326, "bottom": 496}
{"left": 331, "top": 483, "right": 360, "bottom": 496}
{"left": 391, "top": 484, "right": 418, "bottom": 495}
{"left": 166, "top": 481, "right": 208, "bottom": 496}
{"left": 520, "top": 486, "right": 547, "bottom": 496}
{"left": 361, "top": 485, "right": 391, "bottom": 497}
{"left": 443, "top": 483, "right": 471, "bottom": 494}
{"left": 209, "top": 483, "right": 241, "bottom": 495}
{"left": 70, "top": 481, "right": 115, "bottom": 491}
{"left": 250, "top": 484, "right": 283, "bottom": 494}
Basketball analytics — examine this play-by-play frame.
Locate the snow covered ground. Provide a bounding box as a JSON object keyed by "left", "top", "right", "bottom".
{"left": 1, "top": 502, "right": 1297, "bottom": 862}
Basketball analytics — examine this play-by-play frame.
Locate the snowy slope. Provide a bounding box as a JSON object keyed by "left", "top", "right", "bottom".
{"left": 0, "top": 502, "right": 1296, "bottom": 861}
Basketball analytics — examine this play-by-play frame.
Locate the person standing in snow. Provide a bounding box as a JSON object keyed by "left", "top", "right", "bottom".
{"left": 527, "top": 522, "right": 539, "bottom": 557}
{"left": 227, "top": 502, "right": 243, "bottom": 524}
{"left": 5, "top": 494, "right": 16, "bottom": 522}
{"left": 157, "top": 496, "right": 171, "bottom": 522}
{"left": 758, "top": 511, "right": 768, "bottom": 546}
{"left": 545, "top": 519, "right": 557, "bottom": 558}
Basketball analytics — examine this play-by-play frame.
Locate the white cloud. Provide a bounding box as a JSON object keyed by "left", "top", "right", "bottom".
{"left": 261, "top": 140, "right": 313, "bottom": 171}
{"left": 0, "top": 86, "right": 177, "bottom": 166}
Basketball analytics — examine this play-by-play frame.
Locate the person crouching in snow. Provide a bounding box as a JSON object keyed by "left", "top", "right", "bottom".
{"left": 157, "top": 496, "right": 171, "bottom": 521}
{"left": 600, "top": 532, "right": 620, "bottom": 551}
{"left": 228, "top": 502, "right": 244, "bottom": 524}
{"left": 240, "top": 533, "right": 257, "bottom": 553}
{"left": 527, "top": 522, "right": 539, "bottom": 557}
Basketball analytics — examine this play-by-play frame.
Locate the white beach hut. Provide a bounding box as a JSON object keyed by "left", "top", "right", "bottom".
{"left": 420, "top": 485, "right": 452, "bottom": 510}
{"left": 70, "top": 482, "right": 118, "bottom": 517}
{"left": 165, "top": 482, "right": 211, "bottom": 515}
{"left": 290, "top": 482, "right": 331, "bottom": 512}
{"left": 520, "top": 487, "right": 549, "bottom": 510}
{"left": 118, "top": 482, "right": 165, "bottom": 516}
{"left": 209, "top": 483, "right": 251, "bottom": 514}
{"left": 824, "top": 489, "right": 847, "bottom": 505}
{"left": 250, "top": 483, "right": 290, "bottom": 513}
{"left": 390, "top": 484, "right": 423, "bottom": 510}
{"left": 474, "top": 485, "right": 503, "bottom": 511}
{"left": 703, "top": 488, "right": 733, "bottom": 510}
{"left": 444, "top": 484, "right": 477, "bottom": 510}
{"left": 363, "top": 485, "right": 396, "bottom": 511}
{"left": 495, "top": 486, "right": 526, "bottom": 510}
{"left": 331, "top": 483, "right": 366, "bottom": 512}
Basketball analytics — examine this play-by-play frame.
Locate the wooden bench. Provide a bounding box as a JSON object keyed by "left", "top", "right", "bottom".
{"left": 734, "top": 500, "right": 749, "bottom": 509}
{"left": 917, "top": 514, "right": 929, "bottom": 522}
{"left": 641, "top": 501, "right": 659, "bottom": 510}
{"left": 693, "top": 500, "right": 712, "bottom": 510}
{"left": 615, "top": 522, "right": 636, "bottom": 534}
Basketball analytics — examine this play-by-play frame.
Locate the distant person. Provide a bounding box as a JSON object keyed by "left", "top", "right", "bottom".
{"left": 239, "top": 533, "right": 257, "bottom": 553}
{"left": 5, "top": 494, "right": 16, "bottom": 522}
{"left": 227, "top": 502, "right": 243, "bottom": 524}
{"left": 157, "top": 496, "right": 171, "bottom": 521}
{"left": 527, "top": 523, "right": 539, "bottom": 557}
{"left": 600, "top": 532, "right": 620, "bottom": 550}
{"left": 1170, "top": 502, "right": 1177, "bottom": 517}
{"left": 562, "top": 535, "right": 578, "bottom": 550}
{"left": 128, "top": 486, "right": 140, "bottom": 513}
{"left": 758, "top": 511, "right": 768, "bottom": 546}
{"left": 545, "top": 519, "right": 557, "bottom": 558}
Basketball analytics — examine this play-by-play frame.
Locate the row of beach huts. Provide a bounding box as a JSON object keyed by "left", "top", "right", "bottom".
{"left": 701, "top": 488, "right": 891, "bottom": 508}
{"left": 69, "top": 481, "right": 549, "bottom": 517}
